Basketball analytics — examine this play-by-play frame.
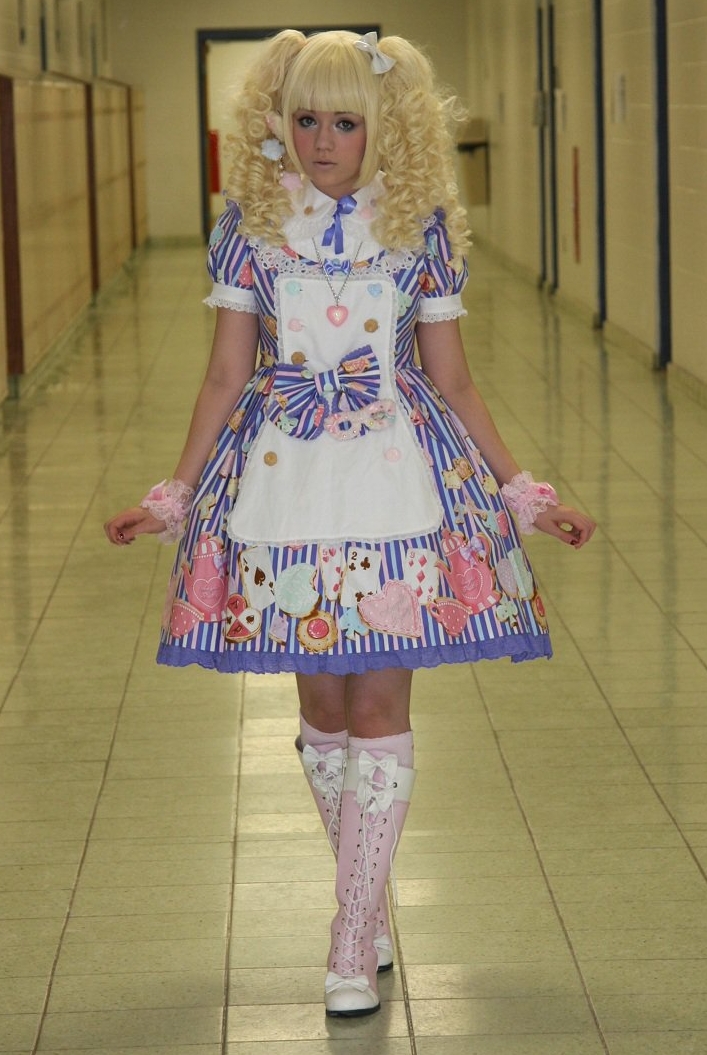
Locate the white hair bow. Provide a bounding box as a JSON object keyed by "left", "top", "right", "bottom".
{"left": 354, "top": 31, "right": 396, "bottom": 74}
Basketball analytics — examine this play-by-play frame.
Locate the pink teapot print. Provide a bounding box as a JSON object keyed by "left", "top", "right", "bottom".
{"left": 436, "top": 528, "right": 500, "bottom": 614}
{"left": 181, "top": 533, "right": 228, "bottom": 622}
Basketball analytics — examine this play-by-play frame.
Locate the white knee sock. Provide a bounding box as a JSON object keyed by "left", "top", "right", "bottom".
{"left": 299, "top": 713, "right": 348, "bottom": 754}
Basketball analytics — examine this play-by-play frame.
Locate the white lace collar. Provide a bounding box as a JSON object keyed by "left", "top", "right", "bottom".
{"left": 282, "top": 173, "right": 385, "bottom": 245}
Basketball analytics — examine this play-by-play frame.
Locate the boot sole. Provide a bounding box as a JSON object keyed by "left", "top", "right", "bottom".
{"left": 325, "top": 1002, "right": 381, "bottom": 1018}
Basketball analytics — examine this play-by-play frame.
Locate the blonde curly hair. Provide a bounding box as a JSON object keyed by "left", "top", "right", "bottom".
{"left": 225, "top": 29, "right": 470, "bottom": 265}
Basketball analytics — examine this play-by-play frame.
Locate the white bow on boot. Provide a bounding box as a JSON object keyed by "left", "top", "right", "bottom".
{"left": 324, "top": 749, "right": 415, "bottom": 1017}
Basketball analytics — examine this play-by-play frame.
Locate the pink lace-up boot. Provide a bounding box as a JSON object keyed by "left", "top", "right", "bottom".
{"left": 324, "top": 745, "right": 415, "bottom": 1017}
{"left": 296, "top": 736, "right": 395, "bottom": 971}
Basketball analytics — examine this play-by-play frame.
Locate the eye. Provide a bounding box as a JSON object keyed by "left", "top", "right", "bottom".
{"left": 296, "top": 114, "right": 316, "bottom": 128}
{"left": 336, "top": 118, "right": 359, "bottom": 133}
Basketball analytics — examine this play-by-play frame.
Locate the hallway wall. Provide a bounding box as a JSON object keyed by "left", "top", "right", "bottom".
{"left": 0, "top": 0, "right": 110, "bottom": 79}
{"left": 466, "top": 0, "right": 707, "bottom": 392}
{"left": 602, "top": 0, "right": 657, "bottom": 353}
{"left": 464, "top": 1, "right": 540, "bottom": 278}
{"left": 669, "top": 3, "right": 707, "bottom": 390}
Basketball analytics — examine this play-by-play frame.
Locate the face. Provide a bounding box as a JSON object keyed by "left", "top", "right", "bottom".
{"left": 291, "top": 110, "right": 367, "bottom": 200}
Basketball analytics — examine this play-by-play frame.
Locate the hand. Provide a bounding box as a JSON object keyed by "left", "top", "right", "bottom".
{"left": 104, "top": 506, "right": 167, "bottom": 546}
{"left": 532, "top": 504, "right": 596, "bottom": 549}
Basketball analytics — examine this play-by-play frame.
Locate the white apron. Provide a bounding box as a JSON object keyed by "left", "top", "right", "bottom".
{"left": 226, "top": 270, "right": 443, "bottom": 546}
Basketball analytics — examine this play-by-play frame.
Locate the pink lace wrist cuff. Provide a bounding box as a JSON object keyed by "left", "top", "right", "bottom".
{"left": 140, "top": 478, "right": 195, "bottom": 543}
{"left": 500, "top": 471, "right": 558, "bottom": 534}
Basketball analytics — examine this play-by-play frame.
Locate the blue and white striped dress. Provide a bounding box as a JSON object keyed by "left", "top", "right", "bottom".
{"left": 156, "top": 177, "right": 551, "bottom": 675}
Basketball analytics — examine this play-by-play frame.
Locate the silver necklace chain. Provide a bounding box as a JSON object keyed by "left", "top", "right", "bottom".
{"left": 312, "top": 239, "right": 363, "bottom": 306}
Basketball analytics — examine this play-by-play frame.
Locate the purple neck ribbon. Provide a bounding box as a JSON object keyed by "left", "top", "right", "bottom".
{"left": 322, "top": 195, "right": 357, "bottom": 254}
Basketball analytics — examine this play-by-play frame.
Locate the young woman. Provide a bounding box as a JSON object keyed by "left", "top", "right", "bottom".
{"left": 105, "top": 29, "right": 595, "bottom": 1018}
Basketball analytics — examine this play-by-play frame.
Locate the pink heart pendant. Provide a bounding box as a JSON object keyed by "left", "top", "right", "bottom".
{"left": 326, "top": 305, "right": 348, "bottom": 326}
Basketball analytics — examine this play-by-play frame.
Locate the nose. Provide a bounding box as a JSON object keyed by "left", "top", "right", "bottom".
{"left": 315, "top": 123, "right": 334, "bottom": 152}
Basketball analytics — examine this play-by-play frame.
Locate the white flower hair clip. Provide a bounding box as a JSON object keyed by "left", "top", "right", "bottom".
{"left": 354, "top": 31, "right": 396, "bottom": 74}
{"left": 261, "top": 137, "right": 285, "bottom": 161}
{"left": 261, "top": 113, "right": 286, "bottom": 163}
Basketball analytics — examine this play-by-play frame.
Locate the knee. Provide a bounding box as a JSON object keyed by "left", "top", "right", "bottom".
{"left": 347, "top": 697, "right": 411, "bottom": 738}
{"left": 297, "top": 674, "right": 347, "bottom": 732}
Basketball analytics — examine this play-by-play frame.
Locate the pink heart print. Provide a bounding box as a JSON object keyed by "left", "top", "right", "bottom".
{"left": 358, "top": 580, "right": 423, "bottom": 638}
{"left": 192, "top": 576, "right": 228, "bottom": 612}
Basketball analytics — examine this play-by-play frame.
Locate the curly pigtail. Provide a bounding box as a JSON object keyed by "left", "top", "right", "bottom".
{"left": 373, "top": 36, "right": 470, "bottom": 264}
{"left": 225, "top": 30, "right": 307, "bottom": 240}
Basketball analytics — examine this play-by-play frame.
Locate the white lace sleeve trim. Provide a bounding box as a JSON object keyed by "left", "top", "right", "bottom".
{"left": 203, "top": 283, "right": 257, "bottom": 312}
{"left": 416, "top": 293, "right": 467, "bottom": 322}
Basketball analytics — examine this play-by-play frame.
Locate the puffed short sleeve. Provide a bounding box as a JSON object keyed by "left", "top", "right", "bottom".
{"left": 416, "top": 211, "right": 468, "bottom": 323}
{"left": 203, "top": 201, "right": 257, "bottom": 313}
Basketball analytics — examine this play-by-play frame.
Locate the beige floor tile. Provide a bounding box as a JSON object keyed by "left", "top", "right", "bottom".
{"left": 568, "top": 925, "right": 707, "bottom": 960}
{"left": 0, "top": 1013, "right": 42, "bottom": 1050}
{"left": 38, "top": 1048, "right": 221, "bottom": 1055}
{"left": 69, "top": 882, "right": 232, "bottom": 918}
{"left": 60, "top": 904, "right": 229, "bottom": 941}
{"left": 227, "top": 1042, "right": 412, "bottom": 1055}
{"left": 414, "top": 1036, "right": 606, "bottom": 1054}
{"left": 410, "top": 994, "right": 596, "bottom": 1034}
{"left": 398, "top": 929, "right": 571, "bottom": 964}
{"left": 603, "top": 1033, "right": 707, "bottom": 1055}
{"left": 593, "top": 993, "right": 707, "bottom": 1031}
{"left": 541, "top": 846, "right": 699, "bottom": 876}
{"left": 581, "top": 957, "right": 707, "bottom": 996}
{"left": 46, "top": 970, "right": 225, "bottom": 1013}
{"left": 226, "top": 1000, "right": 410, "bottom": 1042}
{"left": 0, "top": 975, "right": 50, "bottom": 1014}
{"left": 404, "top": 960, "right": 583, "bottom": 999}
{"left": 229, "top": 932, "right": 330, "bottom": 970}
{"left": 36, "top": 1006, "right": 223, "bottom": 1049}
{"left": 55, "top": 936, "right": 227, "bottom": 975}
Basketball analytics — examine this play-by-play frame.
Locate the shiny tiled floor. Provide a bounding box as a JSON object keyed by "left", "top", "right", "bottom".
{"left": 2, "top": 242, "right": 707, "bottom": 1055}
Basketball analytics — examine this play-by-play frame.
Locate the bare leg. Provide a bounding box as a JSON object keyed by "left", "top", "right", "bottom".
{"left": 296, "top": 672, "right": 347, "bottom": 732}
{"left": 297, "top": 668, "right": 412, "bottom": 736}
{"left": 345, "top": 668, "right": 412, "bottom": 737}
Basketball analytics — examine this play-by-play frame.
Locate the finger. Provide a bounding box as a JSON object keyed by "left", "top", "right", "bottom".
{"left": 568, "top": 519, "right": 595, "bottom": 548}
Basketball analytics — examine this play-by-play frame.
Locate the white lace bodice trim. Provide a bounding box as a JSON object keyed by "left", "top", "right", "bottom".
{"left": 249, "top": 241, "right": 418, "bottom": 277}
